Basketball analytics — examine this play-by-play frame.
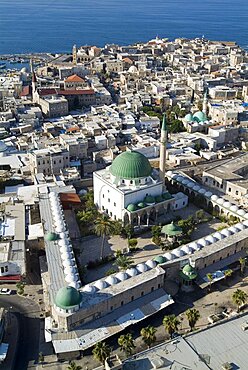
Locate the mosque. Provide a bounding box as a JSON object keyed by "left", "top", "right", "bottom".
{"left": 93, "top": 115, "right": 187, "bottom": 226}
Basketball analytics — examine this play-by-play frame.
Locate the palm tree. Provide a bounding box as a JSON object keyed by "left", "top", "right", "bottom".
{"left": 94, "top": 214, "right": 114, "bottom": 259}
{"left": 163, "top": 315, "right": 180, "bottom": 338}
{"left": 140, "top": 325, "right": 157, "bottom": 348}
{"left": 232, "top": 289, "right": 247, "bottom": 312}
{"left": 118, "top": 333, "right": 135, "bottom": 357}
{"left": 224, "top": 269, "right": 232, "bottom": 282}
{"left": 206, "top": 273, "right": 213, "bottom": 292}
{"left": 239, "top": 257, "right": 246, "bottom": 275}
{"left": 185, "top": 308, "right": 200, "bottom": 332}
{"left": 67, "top": 361, "right": 82, "bottom": 370}
{"left": 115, "top": 255, "right": 133, "bottom": 270}
{"left": 92, "top": 342, "right": 111, "bottom": 365}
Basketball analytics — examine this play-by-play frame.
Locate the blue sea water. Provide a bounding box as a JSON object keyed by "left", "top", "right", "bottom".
{"left": 0, "top": 0, "right": 247, "bottom": 54}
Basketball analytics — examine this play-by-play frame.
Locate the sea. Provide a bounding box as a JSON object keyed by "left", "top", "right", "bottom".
{"left": 0, "top": 0, "right": 247, "bottom": 55}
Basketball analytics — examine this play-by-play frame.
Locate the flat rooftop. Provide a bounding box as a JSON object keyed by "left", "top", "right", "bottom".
{"left": 51, "top": 288, "right": 174, "bottom": 353}
{"left": 125, "top": 313, "right": 248, "bottom": 370}
{"left": 204, "top": 153, "right": 248, "bottom": 181}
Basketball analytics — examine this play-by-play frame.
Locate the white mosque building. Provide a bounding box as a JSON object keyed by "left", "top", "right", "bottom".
{"left": 93, "top": 116, "right": 187, "bottom": 226}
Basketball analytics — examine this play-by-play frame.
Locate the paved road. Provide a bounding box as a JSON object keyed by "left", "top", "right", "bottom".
{"left": 0, "top": 295, "right": 41, "bottom": 370}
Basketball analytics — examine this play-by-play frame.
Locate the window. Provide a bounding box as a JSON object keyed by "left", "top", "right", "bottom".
{"left": 228, "top": 187, "right": 231, "bottom": 192}
{"left": 110, "top": 306, "right": 113, "bottom": 311}
{"left": 114, "top": 202, "right": 116, "bottom": 207}
{"left": 108, "top": 198, "right": 110, "bottom": 202}
{"left": 121, "top": 301, "right": 124, "bottom": 306}
{"left": 141, "top": 291, "right": 144, "bottom": 296}
{"left": 151, "top": 287, "right": 154, "bottom": 292}
{"left": 158, "top": 283, "right": 161, "bottom": 288}
{"left": 110, "top": 212, "right": 112, "bottom": 217}
{"left": 1, "top": 267, "right": 4, "bottom": 274}
{"left": 5, "top": 266, "right": 8, "bottom": 272}
{"left": 131, "top": 296, "right": 134, "bottom": 301}
{"left": 102, "top": 206, "right": 105, "bottom": 210}
{"left": 236, "top": 190, "right": 239, "bottom": 195}
{"left": 130, "top": 180, "right": 133, "bottom": 184}
{"left": 102, "top": 194, "right": 104, "bottom": 198}
{"left": 213, "top": 180, "right": 216, "bottom": 185}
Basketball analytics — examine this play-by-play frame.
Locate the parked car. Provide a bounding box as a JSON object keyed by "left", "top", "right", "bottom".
{"left": 0, "top": 288, "right": 12, "bottom": 295}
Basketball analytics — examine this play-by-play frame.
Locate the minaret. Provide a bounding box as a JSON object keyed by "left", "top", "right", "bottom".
{"left": 203, "top": 90, "right": 208, "bottom": 115}
{"left": 159, "top": 114, "right": 167, "bottom": 186}
{"left": 72, "top": 44, "right": 77, "bottom": 65}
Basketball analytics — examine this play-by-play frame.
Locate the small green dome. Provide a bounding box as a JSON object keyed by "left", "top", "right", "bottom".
{"left": 193, "top": 111, "right": 207, "bottom": 123}
{"left": 180, "top": 264, "right": 197, "bottom": 281}
{"left": 45, "top": 232, "right": 59, "bottom": 242}
{"left": 127, "top": 203, "right": 137, "bottom": 212}
{"left": 162, "top": 192, "right": 172, "bottom": 200}
{"left": 153, "top": 255, "right": 166, "bottom": 264}
{"left": 137, "top": 202, "right": 146, "bottom": 208}
{"left": 55, "top": 286, "right": 82, "bottom": 309}
{"left": 162, "top": 222, "right": 182, "bottom": 236}
{"left": 110, "top": 151, "right": 152, "bottom": 180}
{"left": 144, "top": 195, "right": 155, "bottom": 204}
{"left": 185, "top": 113, "right": 193, "bottom": 122}
{"left": 155, "top": 195, "right": 163, "bottom": 203}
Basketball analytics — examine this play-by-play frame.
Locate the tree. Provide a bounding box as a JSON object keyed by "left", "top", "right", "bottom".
{"left": 232, "top": 289, "right": 247, "bottom": 312}
{"left": 140, "top": 325, "right": 157, "bottom": 348}
{"left": 118, "top": 333, "right": 135, "bottom": 357}
{"left": 121, "top": 224, "right": 134, "bottom": 239}
{"left": 115, "top": 255, "right": 133, "bottom": 270}
{"left": 16, "top": 282, "right": 25, "bottom": 295}
{"left": 239, "top": 257, "right": 246, "bottom": 275}
{"left": 67, "top": 361, "right": 82, "bottom": 370}
{"left": 92, "top": 342, "right": 111, "bottom": 365}
{"left": 178, "top": 216, "right": 196, "bottom": 237}
{"left": 185, "top": 308, "right": 200, "bottom": 332}
{"left": 224, "top": 269, "right": 233, "bottom": 282}
{"left": 128, "top": 238, "right": 138, "bottom": 251}
{"left": 163, "top": 315, "right": 180, "bottom": 338}
{"left": 94, "top": 214, "right": 115, "bottom": 259}
{"left": 195, "top": 210, "right": 204, "bottom": 222}
{"left": 206, "top": 273, "right": 213, "bottom": 292}
{"left": 38, "top": 352, "right": 44, "bottom": 364}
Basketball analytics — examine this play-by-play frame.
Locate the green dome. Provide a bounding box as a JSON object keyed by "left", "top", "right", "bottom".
{"left": 193, "top": 111, "right": 207, "bottom": 123}
{"left": 153, "top": 255, "right": 166, "bottom": 264}
{"left": 162, "top": 192, "right": 172, "bottom": 200}
{"left": 127, "top": 203, "right": 137, "bottom": 212}
{"left": 45, "top": 232, "right": 59, "bottom": 242}
{"left": 185, "top": 113, "right": 193, "bottom": 122}
{"left": 144, "top": 195, "right": 155, "bottom": 204}
{"left": 162, "top": 222, "right": 182, "bottom": 236}
{"left": 55, "top": 286, "right": 82, "bottom": 309}
{"left": 155, "top": 195, "right": 163, "bottom": 203}
{"left": 180, "top": 264, "right": 197, "bottom": 281}
{"left": 110, "top": 151, "right": 152, "bottom": 180}
{"left": 137, "top": 202, "right": 146, "bottom": 208}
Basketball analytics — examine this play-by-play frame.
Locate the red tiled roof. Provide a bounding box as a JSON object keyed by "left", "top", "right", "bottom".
{"left": 66, "top": 126, "right": 80, "bottom": 132}
{"left": 20, "top": 85, "right": 32, "bottom": 97}
{"left": 38, "top": 88, "right": 57, "bottom": 96}
{"left": 58, "top": 89, "right": 95, "bottom": 96}
{"left": 59, "top": 192, "right": 81, "bottom": 204}
{"left": 65, "top": 74, "right": 85, "bottom": 83}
